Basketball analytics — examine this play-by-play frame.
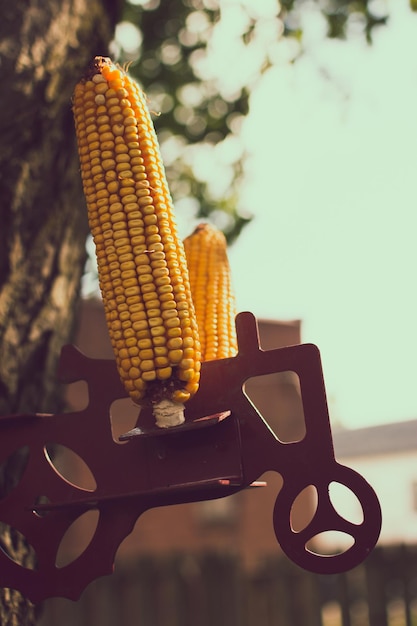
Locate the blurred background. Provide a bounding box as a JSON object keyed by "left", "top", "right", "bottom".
{"left": 83, "top": 0, "right": 417, "bottom": 431}
{"left": 1, "top": 0, "right": 416, "bottom": 623}
{"left": 53, "top": 2, "right": 416, "bottom": 623}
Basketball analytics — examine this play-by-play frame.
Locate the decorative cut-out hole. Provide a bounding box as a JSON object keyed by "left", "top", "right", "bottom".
{"left": 0, "top": 446, "right": 29, "bottom": 499}
{"left": 329, "top": 481, "right": 364, "bottom": 525}
{"left": 63, "top": 380, "right": 89, "bottom": 412}
{"left": 44, "top": 444, "right": 97, "bottom": 491}
{"left": 110, "top": 398, "right": 140, "bottom": 443}
{"left": 55, "top": 509, "right": 99, "bottom": 568}
{"left": 0, "top": 523, "right": 38, "bottom": 570}
{"left": 306, "top": 531, "right": 355, "bottom": 554}
{"left": 244, "top": 371, "right": 306, "bottom": 442}
{"left": 290, "top": 484, "right": 318, "bottom": 532}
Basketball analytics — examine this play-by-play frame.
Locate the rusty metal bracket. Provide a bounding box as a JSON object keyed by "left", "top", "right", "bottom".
{"left": 0, "top": 312, "right": 381, "bottom": 602}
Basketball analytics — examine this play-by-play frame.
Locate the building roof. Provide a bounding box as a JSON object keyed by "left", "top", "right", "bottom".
{"left": 332, "top": 418, "right": 417, "bottom": 458}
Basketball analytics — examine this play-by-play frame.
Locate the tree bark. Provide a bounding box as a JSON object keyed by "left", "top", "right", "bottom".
{"left": 0, "top": 0, "right": 121, "bottom": 622}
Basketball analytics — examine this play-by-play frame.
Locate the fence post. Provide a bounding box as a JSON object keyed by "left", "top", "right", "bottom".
{"left": 399, "top": 544, "right": 415, "bottom": 626}
{"left": 199, "top": 552, "right": 243, "bottom": 626}
{"left": 277, "top": 561, "right": 322, "bottom": 626}
{"left": 365, "top": 548, "right": 388, "bottom": 626}
{"left": 244, "top": 558, "right": 293, "bottom": 626}
{"left": 336, "top": 572, "right": 351, "bottom": 626}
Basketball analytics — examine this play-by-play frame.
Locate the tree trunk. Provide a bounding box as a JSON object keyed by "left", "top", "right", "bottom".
{"left": 0, "top": 0, "right": 121, "bottom": 622}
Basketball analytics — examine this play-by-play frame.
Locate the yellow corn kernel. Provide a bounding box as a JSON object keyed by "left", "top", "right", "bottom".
{"left": 183, "top": 223, "right": 238, "bottom": 361}
{"left": 73, "top": 56, "right": 201, "bottom": 427}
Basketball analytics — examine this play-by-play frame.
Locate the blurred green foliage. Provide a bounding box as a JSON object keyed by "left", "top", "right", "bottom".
{"left": 281, "top": 0, "right": 388, "bottom": 41}
{"left": 109, "top": 0, "right": 389, "bottom": 244}
{"left": 113, "top": 0, "right": 254, "bottom": 243}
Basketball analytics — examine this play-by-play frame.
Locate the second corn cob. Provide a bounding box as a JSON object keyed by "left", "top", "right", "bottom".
{"left": 73, "top": 56, "right": 201, "bottom": 427}
{"left": 183, "top": 223, "right": 238, "bottom": 361}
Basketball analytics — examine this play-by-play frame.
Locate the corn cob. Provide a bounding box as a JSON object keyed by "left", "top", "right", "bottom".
{"left": 73, "top": 56, "right": 201, "bottom": 427}
{"left": 183, "top": 223, "right": 238, "bottom": 361}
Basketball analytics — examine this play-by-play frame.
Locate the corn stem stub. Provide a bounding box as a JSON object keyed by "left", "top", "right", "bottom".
{"left": 73, "top": 56, "right": 201, "bottom": 427}
{"left": 183, "top": 223, "right": 238, "bottom": 362}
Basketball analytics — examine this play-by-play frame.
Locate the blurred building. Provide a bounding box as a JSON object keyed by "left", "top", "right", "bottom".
{"left": 57, "top": 298, "right": 312, "bottom": 570}
{"left": 316, "top": 419, "right": 417, "bottom": 551}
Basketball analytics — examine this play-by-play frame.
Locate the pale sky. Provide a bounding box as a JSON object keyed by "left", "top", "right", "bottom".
{"left": 223, "top": 1, "right": 417, "bottom": 429}
{"left": 109, "top": 0, "right": 417, "bottom": 431}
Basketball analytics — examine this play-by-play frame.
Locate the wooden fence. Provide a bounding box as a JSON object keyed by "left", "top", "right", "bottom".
{"left": 38, "top": 545, "right": 417, "bottom": 626}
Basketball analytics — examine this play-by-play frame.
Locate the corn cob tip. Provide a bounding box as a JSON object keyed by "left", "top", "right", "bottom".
{"left": 82, "top": 55, "right": 113, "bottom": 81}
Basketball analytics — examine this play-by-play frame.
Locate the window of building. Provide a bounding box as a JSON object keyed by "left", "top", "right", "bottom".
{"left": 194, "top": 495, "right": 238, "bottom": 526}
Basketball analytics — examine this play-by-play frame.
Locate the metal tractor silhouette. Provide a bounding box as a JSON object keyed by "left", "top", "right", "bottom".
{"left": 0, "top": 312, "right": 381, "bottom": 603}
